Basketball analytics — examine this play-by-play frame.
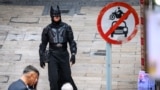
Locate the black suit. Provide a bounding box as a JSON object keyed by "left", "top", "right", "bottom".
{"left": 39, "top": 22, "right": 77, "bottom": 90}
{"left": 8, "top": 79, "right": 28, "bottom": 90}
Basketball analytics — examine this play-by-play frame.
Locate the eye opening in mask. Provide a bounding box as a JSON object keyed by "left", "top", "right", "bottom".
{"left": 52, "top": 14, "right": 60, "bottom": 17}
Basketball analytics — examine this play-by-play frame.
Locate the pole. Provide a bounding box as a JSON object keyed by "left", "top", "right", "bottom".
{"left": 139, "top": 0, "right": 146, "bottom": 71}
{"left": 106, "top": 43, "right": 112, "bottom": 90}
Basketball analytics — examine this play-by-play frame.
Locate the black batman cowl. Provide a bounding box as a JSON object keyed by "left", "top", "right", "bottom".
{"left": 50, "top": 5, "right": 62, "bottom": 26}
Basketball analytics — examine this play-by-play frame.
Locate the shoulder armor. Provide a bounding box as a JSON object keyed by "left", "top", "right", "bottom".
{"left": 43, "top": 24, "right": 52, "bottom": 34}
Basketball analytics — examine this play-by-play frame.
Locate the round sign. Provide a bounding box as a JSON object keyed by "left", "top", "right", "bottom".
{"left": 97, "top": 2, "right": 139, "bottom": 44}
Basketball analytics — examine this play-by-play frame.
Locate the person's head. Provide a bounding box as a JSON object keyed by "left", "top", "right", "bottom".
{"left": 50, "top": 5, "right": 61, "bottom": 24}
{"left": 61, "top": 83, "right": 73, "bottom": 90}
{"left": 22, "top": 65, "right": 39, "bottom": 86}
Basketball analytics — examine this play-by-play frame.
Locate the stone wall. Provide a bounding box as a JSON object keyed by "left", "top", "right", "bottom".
{"left": 0, "top": 0, "right": 139, "bottom": 6}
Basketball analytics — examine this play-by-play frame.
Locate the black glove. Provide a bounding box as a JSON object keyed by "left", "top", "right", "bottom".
{"left": 70, "top": 55, "right": 76, "bottom": 65}
{"left": 40, "top": 61, "right": 45, "bottom": 68}
{"left": 39, "top": 53, "right": 47, "bottom": 68}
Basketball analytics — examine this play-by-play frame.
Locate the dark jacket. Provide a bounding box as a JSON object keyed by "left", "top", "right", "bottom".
{"left": 8, "top": 79, "right": 28, "bottom": 90}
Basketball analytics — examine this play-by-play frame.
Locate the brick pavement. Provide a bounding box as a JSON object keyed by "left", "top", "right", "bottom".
{"left": 0, "top": 2, "right": 141, "bottom": 90}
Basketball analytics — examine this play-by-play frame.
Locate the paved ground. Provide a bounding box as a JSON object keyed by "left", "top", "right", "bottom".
{"left": 0, "top": 1, "right": 141, "bottom": 90}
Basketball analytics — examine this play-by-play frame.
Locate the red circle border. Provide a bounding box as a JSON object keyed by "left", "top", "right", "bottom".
{"left": 97, "top": 2, "right": 139, "bottom": 44}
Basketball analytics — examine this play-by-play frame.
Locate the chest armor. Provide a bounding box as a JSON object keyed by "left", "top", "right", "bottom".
{"left": 48, "top": 25, "right": 67, "bottom": 43}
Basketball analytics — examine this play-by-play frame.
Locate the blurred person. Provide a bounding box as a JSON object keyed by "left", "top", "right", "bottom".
{"left": 39, "top": 5, "right": 77, "bottom": 90}
{"left": 61, "top": 83, "right": 73, "bottom": 90}
{"left": 8, "top": 65, "right": 39, "bottom": 90}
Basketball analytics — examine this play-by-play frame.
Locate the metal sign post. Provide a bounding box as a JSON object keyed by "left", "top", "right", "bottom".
{"left": 97, "top": 2, "right": 139, "bottom": 90}
{"left": 106, "top": 43, "right": 112, "bottom": 90}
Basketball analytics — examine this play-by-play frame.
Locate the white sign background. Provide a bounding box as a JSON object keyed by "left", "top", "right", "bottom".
{"left": 101, "top": 6, "right": 135, "bottom": 40}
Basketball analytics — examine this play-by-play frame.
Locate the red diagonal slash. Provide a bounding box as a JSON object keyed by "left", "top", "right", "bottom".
{"left": 105, "top": 9, "right": 131, "bottom": 37}
{"left": 97, "top": 2, "right": 139, "bottom": 44}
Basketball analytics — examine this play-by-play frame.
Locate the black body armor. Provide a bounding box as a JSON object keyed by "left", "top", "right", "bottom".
{"left": 39, "top": 22, "right": 77, "bottom": 57}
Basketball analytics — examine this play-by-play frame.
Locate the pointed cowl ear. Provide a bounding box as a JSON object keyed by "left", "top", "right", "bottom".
{"left": 56, "top": 5, "right": 61, "bottom": 15}
{"left": 57, "top": 5, "right": 60, "bottom": 11}
{"left": 50, "top": 6, "right": 54, "bottom": 17}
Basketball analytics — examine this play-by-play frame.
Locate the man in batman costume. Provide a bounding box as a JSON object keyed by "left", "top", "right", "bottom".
{"left": 39, "top": 5, "right": 77, "bottom": 90}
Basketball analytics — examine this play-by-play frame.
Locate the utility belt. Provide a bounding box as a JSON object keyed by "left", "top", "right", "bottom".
{"left": 55, "top": 43, "right": 63, "bottom": 47}
{"left": 49, "top": 43, "right": 67, "bottom": 52}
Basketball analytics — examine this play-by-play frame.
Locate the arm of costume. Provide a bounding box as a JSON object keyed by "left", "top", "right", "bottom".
{"left": 67, "top": 25, "right": 77, "bottom": 55}
{"left": 39, "top": 26, "right": 49, "bottom": 62}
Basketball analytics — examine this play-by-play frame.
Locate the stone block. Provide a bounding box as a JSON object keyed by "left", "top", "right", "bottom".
{"left": 0, "top": 75, "right": 9, "bottom": 83}
{"left": 0, "top": 54, "right": 21, "bottom": 61}
{"left": 24, "top": 34, "right": 41, "bottom": 41}
{"left": 6, "top": 33, "right": 25, "bottom": 41}
{"left": 10, "top": 17, "right": 39, "bottom": 24}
